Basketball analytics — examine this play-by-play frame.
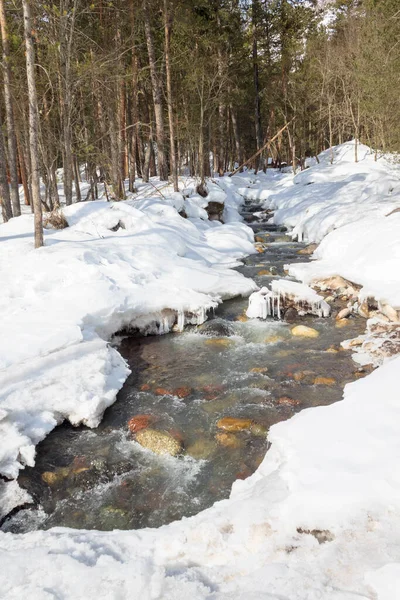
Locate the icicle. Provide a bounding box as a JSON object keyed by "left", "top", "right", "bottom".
{"left": 177, "top": 310, "right": 185, "bottom": 332}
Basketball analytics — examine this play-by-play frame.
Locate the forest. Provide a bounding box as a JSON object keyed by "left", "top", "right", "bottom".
{"left": 0, "top": 0, "right": 399, "bottom": 239}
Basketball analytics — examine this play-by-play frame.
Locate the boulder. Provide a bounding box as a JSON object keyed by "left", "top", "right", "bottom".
{"left": 134, "top": 429, "right": 183, "bottom": 457}
{"left": 291, "top": 325, "right": 319, "bottom": 338}
{"left": 198, "top": 319, "right": 235, "bottom": 337}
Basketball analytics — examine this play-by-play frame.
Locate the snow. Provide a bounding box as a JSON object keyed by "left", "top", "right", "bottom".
{"left": 1, "top": 147, "right": 400, "bottom": 599}
{"left": 0, "top": 181, "right": 256, "bottom": 480}
{"left": 246, "top": 279, "right": 330, "bottom": 319}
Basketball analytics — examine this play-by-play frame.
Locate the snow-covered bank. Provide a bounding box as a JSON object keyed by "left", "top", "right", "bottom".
{"left": 0, "top": 180, "right": 256, "bottom": 480}
{"left": 1, "top": 355, "right": 400, "bottom": 599}
{"left": 241, "top": 141, "right": 400, "bottom": 313}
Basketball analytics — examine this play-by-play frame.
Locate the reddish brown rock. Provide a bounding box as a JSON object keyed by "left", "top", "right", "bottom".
{"left": 128, "top": 414, "right": 153, "bottom": 434}
{"left": 155, "top": 387, "right": 172, "bottom": 396}
{"left": 174, "top": 386, "right": 192, "bottom": 399}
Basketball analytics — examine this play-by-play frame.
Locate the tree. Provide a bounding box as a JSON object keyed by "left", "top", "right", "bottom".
{"left": 0, "top": 0, "right": 21, "bottom": 216}
{"left": 22, "top": 0, "right": 43, "bottom": 248}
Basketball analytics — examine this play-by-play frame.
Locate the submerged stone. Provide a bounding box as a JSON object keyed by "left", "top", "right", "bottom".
{"left": 291, "top": 325, "right": 319, "bottom": 338}
{"left": 249, "top": 423, "right": 268, "bottom": 437}
{"left": 186, "top": 439, "right": 216, "bottom": 459}
{"left": 134, "top": 429, "right": 183, "bottom": 457}
{"left": 128, "top": 414, "right": 153, "bottom": 434}
{"left": 216, "top": 417, "right": 253, "bottom": 432}
{"left": 174, "top": 386, "right": 192, "bottom": 399}
{"left": 205, "top": 338, "right": 235, "bottom": 348}
{"left": 314, "top": 376, "right": 336, "bottom": 386}
{"left": 277, "top": 396, "right": 300, "bottom": 406}
{"left": 250, "top": 367, "right": 269, "bottom": 374}
{"left": 215, "top": 432, "right": 243, "bottom": 449}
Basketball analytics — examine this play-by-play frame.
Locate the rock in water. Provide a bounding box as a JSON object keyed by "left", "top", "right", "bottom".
{"left": 216, "top": 417, "right": 253, "bottom": 432}
{"left": 291, "top": 325, "right": 319, "bottom": 338}
{"left": 198, "top": 319, "right": 235, "bottom": 337}
{"left": 215, "top": 432, "right": 243, "bottom": 449}
{"left": 128, "top": 414, "right": 153, "bottom": 434}
{"left": 134, "top": 429, "right": 182, "bottom": 457}
{"left": 297, "top": 243, "right": 318, "bottom": 255}
{"left": 314, "top": 376, "right": 336, "bottom": 386}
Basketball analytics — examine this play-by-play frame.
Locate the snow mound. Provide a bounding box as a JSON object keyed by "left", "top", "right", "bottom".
{"left": 0, "top": 185, "right": 256, "bottom": 481}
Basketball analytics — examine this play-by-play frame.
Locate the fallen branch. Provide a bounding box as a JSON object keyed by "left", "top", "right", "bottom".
{"left": 229, "top": 118, "right": 295, "bottom": 177}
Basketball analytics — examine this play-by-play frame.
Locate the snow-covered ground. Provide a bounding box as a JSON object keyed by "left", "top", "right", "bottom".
{"left": 1, "top": 143, "right": 400, "bottom": 599}
{"left": 0, "top": 179, "right": 256, "bottom": 481}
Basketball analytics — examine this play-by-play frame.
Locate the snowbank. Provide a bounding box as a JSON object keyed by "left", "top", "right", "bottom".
{"left": 0, "top": 182, "right": 256, "bottom": 480}
{"left": 249, "top": 141, "right": 400, "bottom": 310}
{"left": 1, "top": 355, "right": 400, "bottom": 599}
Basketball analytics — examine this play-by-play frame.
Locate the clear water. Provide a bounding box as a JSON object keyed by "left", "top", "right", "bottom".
{"left": 2, "top": 204, "right": 368, "bottom": 533}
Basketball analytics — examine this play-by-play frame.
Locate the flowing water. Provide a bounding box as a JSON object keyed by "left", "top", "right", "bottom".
{"left": 1, "top": 202, "right": 369, "bottom": 533}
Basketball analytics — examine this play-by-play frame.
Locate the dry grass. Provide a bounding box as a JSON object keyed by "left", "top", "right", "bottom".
{"left": 43, "top": 208, "right": 69, "bottom": 230}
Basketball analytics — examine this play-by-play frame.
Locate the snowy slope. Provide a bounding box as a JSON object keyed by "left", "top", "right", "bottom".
{"left": 0, "top": 185, "right": 256, "bottom": 479}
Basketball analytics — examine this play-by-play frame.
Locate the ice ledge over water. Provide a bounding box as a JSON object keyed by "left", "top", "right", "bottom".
{"left": 246, "top": 279, "right": 330, "bottom": 320}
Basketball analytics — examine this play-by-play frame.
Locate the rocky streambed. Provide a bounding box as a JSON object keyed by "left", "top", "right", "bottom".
{"left": 1, "top": 202, "right": 370, "bottom": 533}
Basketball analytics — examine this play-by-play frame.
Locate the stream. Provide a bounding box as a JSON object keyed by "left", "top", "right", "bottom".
{"left": 1, "top": 201, "right": 368, "bottom": 533}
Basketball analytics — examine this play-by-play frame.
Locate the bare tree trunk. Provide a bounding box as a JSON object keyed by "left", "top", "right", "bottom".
{"left": 59, "top": 0, "right": 77, "bottom": 206}
{"left": 0, "top": 0, "right": 20, "bottom": 216}
{"left": 230, "top": 106, "right": 242, "bottom": 169}
{"left": 129, "top": 0, "right": 139, "bottom": 191}
{"left": 143, "top": 0, "right": 168, "bottom": 181}
{"left": 164, "top": 0, "right": 178, "bottom": 191}
{"left": 22, "top": 0, "right": 43, "bottom": 247}
{"left": 0, "top": 113, "right": 13, "bottom": 222}
{"left": 252, "top": 0, "right": 263, "bottom": 172}
{"left": 16, "top": 128, "right": 31, "bottom": 206}
{"left": 73, "top": 155, "right": 81, "bottom": 201}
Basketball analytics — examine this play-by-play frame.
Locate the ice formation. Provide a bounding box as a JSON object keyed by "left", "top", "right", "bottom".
{"left": 246, "top": 279, "right": 331, "bottom": 320}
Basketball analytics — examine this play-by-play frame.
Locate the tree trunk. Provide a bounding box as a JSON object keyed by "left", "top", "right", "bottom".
{"left": 230, "top": 106, "right": 242, "bottom": 169}
{"left": 16, "top": 128, "right": 31, "bottom": 206}
{"left": 0, "top": 113, "right": 13, "bottom": 222}
{"left": 252, "top": 0, "right": 263, "bottom": 172}
{"left": 164, "top": 0, "right": 178, "bottom": 191}
{"left": 22, "top": 0, "right": 43, "bottom": 247}
{"left": 129, "top": 0, "right": 139, "bottom": 191}
{"left": 143, "top": 0, "right": 168, "bottom": 181}
{"left": 0, "top": 0, "right": 20, "bottom": 216}
{"left": 73, "top": 155, "right": 81, "bottom": 201}
{"left": 59, "top": 0, "right": 77, "bottom": 206}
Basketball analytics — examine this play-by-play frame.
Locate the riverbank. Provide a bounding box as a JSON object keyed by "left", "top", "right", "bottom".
{"left": 1, "top": 143, "right": 400, "bottom": 599}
